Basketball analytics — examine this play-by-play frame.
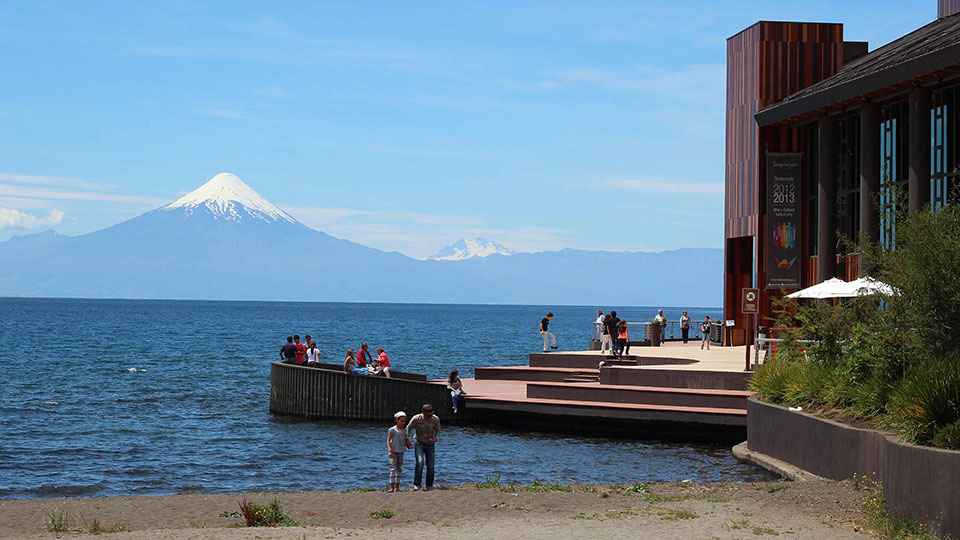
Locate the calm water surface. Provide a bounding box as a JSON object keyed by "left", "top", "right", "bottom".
{"left": 0, "top": 298, "right": 768, "bottom": 498}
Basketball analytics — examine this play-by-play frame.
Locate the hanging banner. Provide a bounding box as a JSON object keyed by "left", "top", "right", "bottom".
{"left": 765, "top": 153, "right": 802, "bottom": 289}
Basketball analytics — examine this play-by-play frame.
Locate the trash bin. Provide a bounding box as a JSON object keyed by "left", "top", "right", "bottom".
{"left": 649, "top": 322, "right": 661, "bottom": 347}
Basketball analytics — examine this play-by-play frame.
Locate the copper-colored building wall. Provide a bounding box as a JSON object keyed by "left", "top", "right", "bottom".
{"left": 723, "top": 21, "right": 844, "bottom": 342}
{"left": 940, "top": 0, "right": 960, "bottom": 18}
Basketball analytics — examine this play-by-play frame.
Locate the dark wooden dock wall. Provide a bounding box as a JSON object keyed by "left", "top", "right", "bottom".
{"left": 270, "top": 362, "right": 452, "bottom": 422}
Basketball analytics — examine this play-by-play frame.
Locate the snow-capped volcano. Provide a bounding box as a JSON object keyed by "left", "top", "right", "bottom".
{"left": 162, "top": 172, "right": 297, "bottom": 224}
{"left": 430, "top": 237, "right": 513, "bottom": 261}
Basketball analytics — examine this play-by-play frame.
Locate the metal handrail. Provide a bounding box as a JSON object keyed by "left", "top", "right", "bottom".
{"left": 593, "top": 320, "right": 720, "bottom": 342}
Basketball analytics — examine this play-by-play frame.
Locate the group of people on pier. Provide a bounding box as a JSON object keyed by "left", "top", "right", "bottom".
{"left": 279, "top": 335, "right": 393, "bottom": 377}
{"left": 594, "top": 309, "right": 715, "bottom": 355}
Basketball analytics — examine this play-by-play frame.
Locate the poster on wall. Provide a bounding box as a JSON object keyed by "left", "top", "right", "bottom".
{"left": 765, "top": 152, "right": 802, "bottom": 289}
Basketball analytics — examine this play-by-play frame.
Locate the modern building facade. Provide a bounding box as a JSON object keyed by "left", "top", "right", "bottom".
{"left": 723, "top": 0, "right": 960, "bottom": 344}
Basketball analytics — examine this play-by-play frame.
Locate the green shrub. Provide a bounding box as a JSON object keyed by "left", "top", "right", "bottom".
{"left": 888, "top": 357, "right": 960, "bottom": 446}
{"left": 750, "top": 357, "right": 797, "bottom": 403}
{"left": 238, "top": 498, "right": 299, "bottom": 527}
{"left": 370, "top": 509, "right": 396, "bottom": 519}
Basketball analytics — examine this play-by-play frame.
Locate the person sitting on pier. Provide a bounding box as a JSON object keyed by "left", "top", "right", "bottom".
{"left": 305, "top": 341, "right": 321, "bottom": 367}
{"left": 447, "top": 369, "right": 465, "bottom": 414}
{"left": 280, "top": 336, "right": 297, "bottom": 364}
{"left": 616, "top": 320, "right": 629, "bottom": 359}
{"left": 357, "top": 342, "right": 372, "bottom": 368}
{"left": 343, "top": 349, "right": 370, "bottom": 376}
{"left": 371, "top": 347, "right": 391, "bottom": 377}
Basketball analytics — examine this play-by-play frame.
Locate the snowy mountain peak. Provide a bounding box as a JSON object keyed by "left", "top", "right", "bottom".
{"left": 163, "top": 172, "right": 297, "bottom": 224}
{"left": 430, "top": 237, "right": 513, "bottom": 261}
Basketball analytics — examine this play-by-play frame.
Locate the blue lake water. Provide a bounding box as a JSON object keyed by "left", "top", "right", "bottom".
{"left": 0, "top": 298, "right": 769, "bottom": 499}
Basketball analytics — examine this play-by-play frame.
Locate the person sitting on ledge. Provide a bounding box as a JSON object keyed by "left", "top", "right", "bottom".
{"left": 358, "top": 342, "right": 372, "bottom": 368}
{"left": 344, "top": 349, "right": 370, "bottom": 376}
{"left": 447, "top": 369, "right": 465, "bottom": 414}
{"left": 372, "top": 347, "right": 391, "bottom": 377}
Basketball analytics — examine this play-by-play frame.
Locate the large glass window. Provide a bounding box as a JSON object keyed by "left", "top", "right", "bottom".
{"left": 837, "top": 114, "right": 861, "bottom": 252}
{"left": 880, "top": 101, "right": 909, "bottom": 249}
{"left": 932, "top": 84, "right": 960, "bottom": 210}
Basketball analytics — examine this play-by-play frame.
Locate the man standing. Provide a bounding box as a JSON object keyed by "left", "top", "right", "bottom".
{"left": 280, "top": 336, "right": 297, "bottom": 364}
{"left": 293, "top": 335, "right": 307, "bottom": 365}
{"left": 407, "top": 404, "right": 441, "bottom": 491}
{"left": 540, "top": 312, "right": 558, "bottom": 352}
{"left": 655, "top": 310, "right": 667, "bottom": 342}
{"left": 605, "top": 311, "right": 620, "bottom": 356}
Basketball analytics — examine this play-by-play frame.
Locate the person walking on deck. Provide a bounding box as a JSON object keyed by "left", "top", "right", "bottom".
{"left": 407, "top": 404, "right": 441, "bottom": 491}
{"left": 387, "top": 411, "right": 413, "bottom": 493}
{"left": 540, "top": 312, "right": 557, "bottom": 352}
{"left": 600, "top": 313, "right": 613, "bottom": 353}
{"left": 605, "top": 311, "right": 620, "bottom": 356}
{"left": 280, "top": 336, "right": 297, "bottom": 364}
{"left": 701, "top": 316, "right": 712, "bottom": 350}
{"left": 680, "top": 310, "right": 691, "bottom": 344}
{"left": 616, "top": 320, "right": 629, "bottom": 358}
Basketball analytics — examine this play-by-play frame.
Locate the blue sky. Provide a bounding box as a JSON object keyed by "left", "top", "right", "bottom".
{"left": 0, "top": 1, "right": 932, "bottom": 257}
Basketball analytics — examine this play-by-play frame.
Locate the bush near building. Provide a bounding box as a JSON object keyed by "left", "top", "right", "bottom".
{"left": 751, "top": 204, "right": 960, "bottom": 450}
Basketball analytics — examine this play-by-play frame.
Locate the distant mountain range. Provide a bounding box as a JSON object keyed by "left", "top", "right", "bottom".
{"left": 429, "top": 237, "right": 513, "bottom": 261}
{"left": 0, "top": 173, "right": 722, "bottom": 306}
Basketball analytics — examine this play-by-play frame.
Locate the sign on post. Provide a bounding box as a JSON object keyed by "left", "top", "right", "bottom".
{"left": 742, "top": 287, "right": 760, "bottom": 314}
{"left": 765, "top": 152, "right": 802, "bottom": 289}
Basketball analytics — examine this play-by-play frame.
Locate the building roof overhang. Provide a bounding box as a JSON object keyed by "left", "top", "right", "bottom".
{"left": 756, "top": 14, "right": 960, "bottom": 127}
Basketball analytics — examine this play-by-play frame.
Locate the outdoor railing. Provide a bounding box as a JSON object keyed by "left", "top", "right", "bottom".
{"left": 592, "top": 321, "right": 722, "bottom": 343}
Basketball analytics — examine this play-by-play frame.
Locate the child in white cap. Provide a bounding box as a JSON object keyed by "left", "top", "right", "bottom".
{"left": 387, "top": 411, "right": 413, "bottom": 492}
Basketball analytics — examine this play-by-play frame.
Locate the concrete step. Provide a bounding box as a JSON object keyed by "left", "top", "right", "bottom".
{"left": 599, "top": 367, "right": 752, "bottom": 391}
{"left": 529, "top": 352, "right": 697, "bottom": 370}
{"left": 475, "top": 366, "right": 599, "bottom": 382}
{"left": 525, "top": 381, "right": 750, "bottom": 411}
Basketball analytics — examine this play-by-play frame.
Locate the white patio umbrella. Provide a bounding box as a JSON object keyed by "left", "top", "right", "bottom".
{"left": 846, "top": 276, "right": 895, "bottom": 297}
{"left": 786, "top": 277, "right": 852, "bottom": 299}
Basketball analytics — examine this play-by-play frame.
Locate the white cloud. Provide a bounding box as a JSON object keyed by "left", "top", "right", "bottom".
{"left": 0, "top": 208, "right": 65, "bottom": 230}
{"left": 0, "top": 184, "right": 167, "bottom": 206}
{"left": 0, "top": 172, "right": 115, "bottom": 191}
{"left": 590, "top": 177, "right": 723, "bottom": 195}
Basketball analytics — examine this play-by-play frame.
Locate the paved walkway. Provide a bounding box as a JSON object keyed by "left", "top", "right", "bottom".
{"left": 560, "top": 341, "right": 762, "bottom": 372}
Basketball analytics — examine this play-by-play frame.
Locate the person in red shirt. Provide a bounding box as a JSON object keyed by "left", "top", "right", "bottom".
{"left": 358, "top": 342, "right": 372, "bottom": 368}
{"left": 374, "top": 347, "right": 391, "bottom": 378}
{"left": 294, "top": 334, "right": 307, "bottom": 365}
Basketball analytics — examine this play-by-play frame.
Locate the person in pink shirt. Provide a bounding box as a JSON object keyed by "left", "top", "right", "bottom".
{"left": 373, "top": 347, "right": 391, "bottom": 378}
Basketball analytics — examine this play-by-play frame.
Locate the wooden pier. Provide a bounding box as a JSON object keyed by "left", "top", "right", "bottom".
{"left": 269, "top": 342, "right": 756, "bottom": 440}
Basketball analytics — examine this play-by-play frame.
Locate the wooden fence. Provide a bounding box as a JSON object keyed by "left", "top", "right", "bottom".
{"left": 269, "top": 362, "right": 451, "bottom": 422}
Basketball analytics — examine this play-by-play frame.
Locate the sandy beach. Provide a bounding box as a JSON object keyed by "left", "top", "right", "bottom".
{"left": 0, "top": 480, "right": 875, "bottom": 540}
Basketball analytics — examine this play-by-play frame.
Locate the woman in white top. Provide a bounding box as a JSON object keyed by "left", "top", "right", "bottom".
{"left": 306, "top": 341, "right": 321, "bottom": 366}
{"left": 594, "top": 310, "right": 604, "bottom": 341}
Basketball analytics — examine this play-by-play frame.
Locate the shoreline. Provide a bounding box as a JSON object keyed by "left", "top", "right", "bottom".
{"left": 0, "top": 480, "right": 871, "bottom": 540}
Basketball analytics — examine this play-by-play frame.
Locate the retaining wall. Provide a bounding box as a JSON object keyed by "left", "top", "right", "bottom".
{"left": 748, "top": 397, "right": 960, "bottom": 539}
{"left": 270, "top": 362, "right": 451, "bottom": 422}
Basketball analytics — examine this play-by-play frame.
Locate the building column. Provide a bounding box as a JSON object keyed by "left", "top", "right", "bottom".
{"left": 909, "top": 87, "right": 931, "bottom": 213}
{"left": 859, "top": 102, "right": 880, "bottom": 276}
{"left": 818, "top": 116, "right": 838, "bottom": 282}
